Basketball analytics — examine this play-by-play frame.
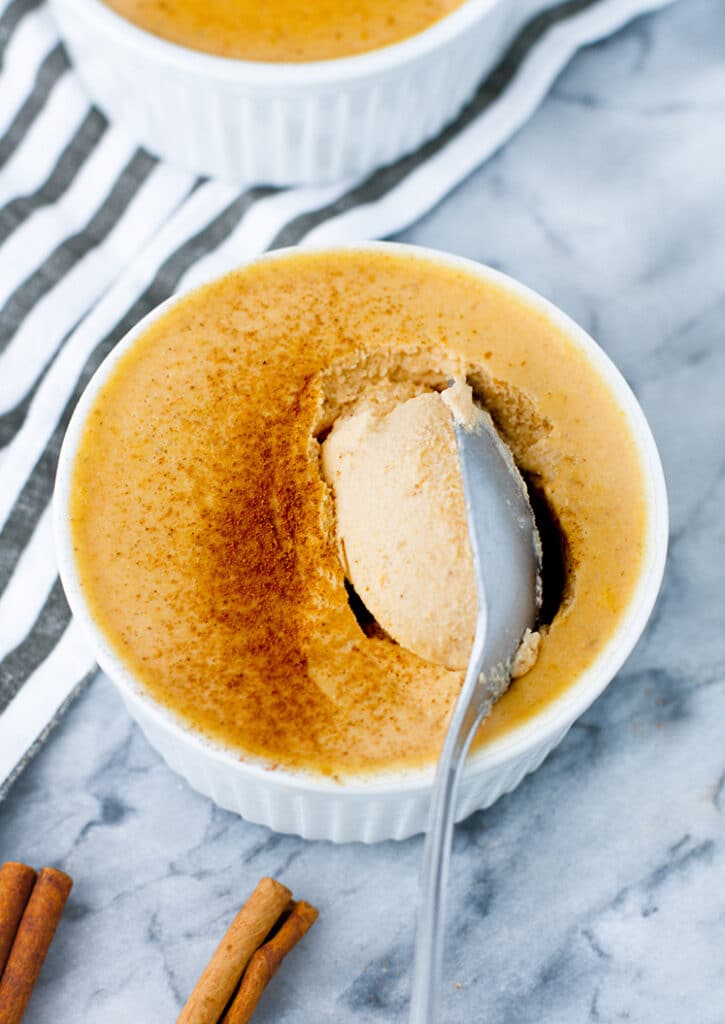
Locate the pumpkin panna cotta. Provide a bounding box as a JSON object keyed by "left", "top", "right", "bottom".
{"left": 100, "top": 0, "right": 469, "bottom": 62}
{"left": 64, "top": 247, "right": 649, "bottom": 782}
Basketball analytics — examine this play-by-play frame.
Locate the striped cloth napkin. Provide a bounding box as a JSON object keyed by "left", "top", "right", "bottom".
{"left": 0, "top": 0, "right": 675, "bottom": 798}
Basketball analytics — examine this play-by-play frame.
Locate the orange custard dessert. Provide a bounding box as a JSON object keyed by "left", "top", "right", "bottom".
{"left": 100, "top": 0, "right": 468, "bottom": 62}
{"left": 69, "top": 250, "right": 647, "bottom": 777}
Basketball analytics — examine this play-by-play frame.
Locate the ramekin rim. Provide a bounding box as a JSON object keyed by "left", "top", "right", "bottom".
{"left": 53, "top": 241, "right": 669, "bottom": 798}
{"left": 54, "top": 0, "right": 504, "bottom": 83}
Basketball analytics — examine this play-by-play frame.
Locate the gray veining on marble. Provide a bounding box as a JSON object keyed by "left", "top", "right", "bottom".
{"left": 2, "top": 1, "right": 725, "bottom": 1020}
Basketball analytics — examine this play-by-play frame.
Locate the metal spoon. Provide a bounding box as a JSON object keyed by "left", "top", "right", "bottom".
{"left": 409, "top": 408, "right": 541, "bottom": 1024}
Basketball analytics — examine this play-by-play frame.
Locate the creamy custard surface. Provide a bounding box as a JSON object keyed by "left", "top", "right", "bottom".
{"left": 70, "top": 250, "right": 647, "bottom": 777}
{"left": 101, "top": 0, "right": 467, "bottom": 62}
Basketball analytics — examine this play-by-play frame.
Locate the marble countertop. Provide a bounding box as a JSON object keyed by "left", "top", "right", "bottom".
{"left": 2, "top": 1, "right": 724, "bottom": 1020}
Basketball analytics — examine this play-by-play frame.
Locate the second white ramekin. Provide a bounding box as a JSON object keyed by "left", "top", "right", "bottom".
{"left": 49, "top": 0, "right": 515, "bottom": 185}
{"left": 54, "top": 244, "right": 668, "bottom": 843}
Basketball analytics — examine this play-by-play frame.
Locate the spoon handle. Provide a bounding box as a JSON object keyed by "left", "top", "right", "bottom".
{"left": 409, "top": 628, "right": 491, "bottom": 1024}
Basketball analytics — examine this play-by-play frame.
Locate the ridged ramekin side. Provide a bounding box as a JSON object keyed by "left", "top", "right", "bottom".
{"left": 49, "top": 0, "right": 510, "bottom": 184}
{"left": 123, "top": 687, "right": 575, "bottom": 843}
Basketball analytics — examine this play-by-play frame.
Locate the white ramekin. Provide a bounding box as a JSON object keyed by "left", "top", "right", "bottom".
{"left": 48, "top": 0, "right": 516, "bottom": 185}
{"left": 54, "top": 243, "right": 668, "bottom": 843}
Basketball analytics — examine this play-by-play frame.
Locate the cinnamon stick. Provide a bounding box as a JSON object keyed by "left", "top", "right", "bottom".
{"left": 0, "top": 866, "right": 72, "bottom": 1024}
{"left": 222, "top": 900, "right": 319, "bottom": 1024}
{"left": 0, "top": 864, "right": 37, "bottom": 979}
{"left": 177, "top": 877, "right": 291, "bottom": 1024}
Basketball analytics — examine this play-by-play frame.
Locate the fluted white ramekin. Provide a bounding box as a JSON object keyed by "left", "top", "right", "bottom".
{"left": 48, "top": 0, "right": 516, "bottom": 184}
{"left": 54, "top": 244, "right": 668, "bottom": 842}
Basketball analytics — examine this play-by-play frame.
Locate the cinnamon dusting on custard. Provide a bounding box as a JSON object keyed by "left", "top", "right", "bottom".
{"left": 70, "top": 251, "right": 647, "bottom": 777}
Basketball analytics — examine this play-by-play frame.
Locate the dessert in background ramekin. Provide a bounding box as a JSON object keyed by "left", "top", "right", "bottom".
{"left": 99, "top": 0, "right": 473, "bottom": 62}
{"left": 54, "top": 243, "right": 668, "bottom": 842}
{"left": 49, "top": 0, "right": 514, "bottom": 184}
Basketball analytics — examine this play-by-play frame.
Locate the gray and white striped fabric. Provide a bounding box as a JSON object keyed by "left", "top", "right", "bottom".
{"left": 0, "top": 0, "right": 675, "bottom": 797}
